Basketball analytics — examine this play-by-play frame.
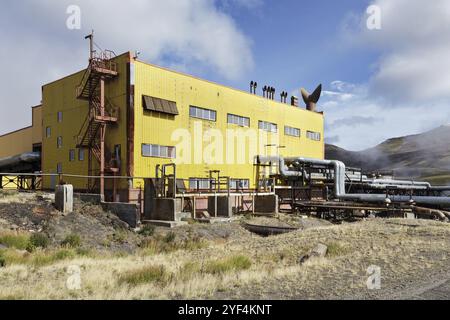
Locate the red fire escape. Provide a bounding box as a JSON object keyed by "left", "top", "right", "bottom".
{"left": 76, "top": 33, "right": 120, "bottom": 199}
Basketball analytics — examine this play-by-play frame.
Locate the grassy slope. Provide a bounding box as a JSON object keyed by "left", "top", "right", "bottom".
{"left": 1, "top": 218, "right": 449, "bottom": 300}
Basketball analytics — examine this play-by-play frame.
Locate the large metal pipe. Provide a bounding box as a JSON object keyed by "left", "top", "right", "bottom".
{"left": 0, "top": 152, "right": 41, "bottom": 170}
{"left": 363, "top": 184, "right": 428, "bottom": 190}
{"left": 365, "top": 179, "right": 431, "bottom": 187}
{"left": 257, "top": 155, "right": 450, "bottom": 207}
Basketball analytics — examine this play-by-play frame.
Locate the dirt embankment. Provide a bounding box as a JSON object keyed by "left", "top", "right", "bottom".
{"left": 0, "top": 191, "right": 140, "bottom": 252}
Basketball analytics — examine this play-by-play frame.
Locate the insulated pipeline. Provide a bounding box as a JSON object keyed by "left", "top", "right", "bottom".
{"left": 257, "top": 155, "right": 450, "bottom": 207}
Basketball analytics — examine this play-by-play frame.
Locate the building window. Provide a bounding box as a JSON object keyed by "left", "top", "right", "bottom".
{"left": 57, "top": 111, "right": 63, "bottom": 123}
{"left": 189, "top": 178, "right": 211, "bottom": 190}
{"left": 230, "top": 179, "right": 250, "bottom": 190}
{"left": 285, "top": 126, "right": 301, "bottom": 137}
{"left": 306, "top": 131, "right": 321, "bottom": 141}
{"left": 78, "top": 148, "right": 85, "bottom": 161}
{"left": 69, "top": 150, "right": 75, "bottom": 162}
{"left": 227, "top": 114, "right": 250, "bottom": 127}
{"left": 57, "top": 136, "right": 63, "bottom": 149}
{"left": 189, "top": 106, "right": 216, "bottom": 122}
{"left": 46, "top": 126, "right": 51, "bottom": 138}
{"left": 142, "top": 144, "right": 176, "bottom": 159}
{"left": 259, "top": 121, "right": 278, "bottom": 133}
{"left": 57, "top": 163, "right": 63, "bottom": 174}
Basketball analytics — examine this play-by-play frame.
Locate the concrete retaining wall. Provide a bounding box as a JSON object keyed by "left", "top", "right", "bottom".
{"left": 254, "top": 195, "right": 279, "bottom": 214}
{"left": 147, "top": 198, "right": 186, "bottom": 221}
{"left": 207, "top": 196, "right": 236, "bottom": 218}
{"left": 74, "top": 193, "right": 103, "bottom": 204}
{"left": 101, "top": 202, "right": 140, "bottom": 228}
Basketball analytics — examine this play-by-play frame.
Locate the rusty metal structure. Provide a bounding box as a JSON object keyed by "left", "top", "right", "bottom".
{"left": 76, "top": 32, "right": 119, "bottom": 198}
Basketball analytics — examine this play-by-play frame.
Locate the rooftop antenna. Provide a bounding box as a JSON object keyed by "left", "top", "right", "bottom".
{"left": 134, "top": 50, "right": 141, "bottom": 60}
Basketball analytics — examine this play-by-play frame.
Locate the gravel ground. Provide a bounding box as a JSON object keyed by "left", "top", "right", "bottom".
{"left": 245, "top": 215, "right": 333, "bottom": 229}
{"left": 209, "top": 218, "right": 450, "bottom": 300}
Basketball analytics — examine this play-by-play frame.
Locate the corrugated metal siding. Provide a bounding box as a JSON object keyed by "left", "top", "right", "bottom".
{"left": 41, "top": 53, "right": 131, "bottom": 190}
{"left": 132, "top": 61, "right": 325, "bottom": 189}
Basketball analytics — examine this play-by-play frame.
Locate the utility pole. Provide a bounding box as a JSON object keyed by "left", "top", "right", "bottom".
{"left": 85, "top": 30, "right": 95, "bottom": 61}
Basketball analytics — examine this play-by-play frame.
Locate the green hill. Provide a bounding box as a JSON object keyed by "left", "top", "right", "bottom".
{"left": 325, "top": 125, "right": 450, "bottom": 185}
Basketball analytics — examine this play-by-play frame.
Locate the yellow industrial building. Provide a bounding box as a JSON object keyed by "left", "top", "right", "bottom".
{"left": 0, "top": 49, "right": 324, "bottom": 201}
{"left": 0, "top": 105, "right": 42, "bottom": 158}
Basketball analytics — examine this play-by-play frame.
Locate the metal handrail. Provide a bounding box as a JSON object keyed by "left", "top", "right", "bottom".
{"left": 76, "top": 53, "right": 118, "bottom": 98}
{"left": 76, "top": 111, "right": 93, "bottom": 146}
{"left": 76, "top": 61, "right": 93, "bottom": 97}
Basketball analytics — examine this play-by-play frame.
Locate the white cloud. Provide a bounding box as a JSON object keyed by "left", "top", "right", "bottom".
{"left": 0, "top": 0, "right": 254, "bottom": 135}
{"left": 323, "top": 1, "right": 450, "bottom": 150}
{"left": 322, "top": 81, "right": 450, "bottom": 151}
{"left": 343, "top": 0, "right": 450, "bottom": 105}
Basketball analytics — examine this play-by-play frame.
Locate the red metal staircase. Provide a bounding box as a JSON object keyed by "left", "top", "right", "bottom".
{"left": 75, "top": 47, "right": 120, "bottom": 195}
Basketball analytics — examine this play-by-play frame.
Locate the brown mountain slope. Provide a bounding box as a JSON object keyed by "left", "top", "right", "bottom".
{"left": 325, "top": 125, "right": 450, "bottom": 184}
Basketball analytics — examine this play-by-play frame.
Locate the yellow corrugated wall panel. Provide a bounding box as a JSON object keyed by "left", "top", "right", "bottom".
{"left": 0, "top": 127, "right": 33, "bottom": 159}
{"left": 132, "top": 61, "right": 324, "bottom": 189}
{"left": 41, "top": 69, "right": 87, "bottom": 189}
{"left": 32, "top": 106, "right": 43, "bottom": 145}
{"left": 41, "top": 53, "right": 131, "bottom": 190}
{"left": 0, "top": 106, "right": 41, "bottom": 171}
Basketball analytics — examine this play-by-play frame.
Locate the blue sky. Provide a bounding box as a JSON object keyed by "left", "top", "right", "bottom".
{"left": 1, "top": 0, "right": 450, "bottom": 151}
{"left": 217, "top": 0, "right": 375, "bottom": 89}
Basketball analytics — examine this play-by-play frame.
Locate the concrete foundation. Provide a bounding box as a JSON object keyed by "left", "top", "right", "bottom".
{"left": 55, "top": 184, "right": 73, "bottom": 213}
{"left": 148, "top": 198, "right": 188, "bottom": 221}
{"left": 142, "top": 220, "right": 188, "bottom": 228}
{"left": 254, "top": 195, "right": 279, "bottom": 214}
{"left": 207, "top": 196, "right": 236, "bottom": 218}
{"left": 75, "top": 193, "right": 102, "bottom": 204}
{"left": 101, "top": 202, "right": 140, "bottom": 228}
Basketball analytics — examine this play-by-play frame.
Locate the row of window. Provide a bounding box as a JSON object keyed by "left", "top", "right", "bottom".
{"left": 188, "top": 178, "right": 250, "bottom": 190}
{"left": 285, "top": 126, "right": 301, "bottom": 137}
{"left": 189, "top": 106, "right": 217, "bottom": 121}
{"left": 189, "top": 105, "right": 321, "bottom": 140}
{"left": 45, "top": 112, "right": 63, "bottom": 138}
{"left": 140, "top": 126, "right": 319, "bottom": 161}
{"left": 258, "top": 121, "right": 278, "bottom": 133}
{"left": 142, "top": 144, "right": 176, "bottom": 159}
{"left": 306, "top": 131, "right": 321, "bottom": 141}
{"left": 228, "top": 114, "right": 250, "bottom": 127}
{"left": 69, "top": 149, "right": 85, "bottom": 162}
{"left": 56, "top": 148, "right": 84, "bottom": 173}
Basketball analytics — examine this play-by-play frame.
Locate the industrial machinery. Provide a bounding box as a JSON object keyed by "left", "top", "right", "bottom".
{"left": 256, "top": 156, "right": 450, "bottom": 222}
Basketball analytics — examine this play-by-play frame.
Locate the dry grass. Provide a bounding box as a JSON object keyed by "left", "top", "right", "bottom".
{"left": 0, "top": 232, "right": 30, "bottom": 250}
{"left": 326, "top": 241, "right": 350, "bottom": 257}
{"left": 0, "top": 191, "right": 35, "bottom": 204}
{"left": 118, "top": 265, "right": 171, "bottom": 286}
{"left": 139, "top": 233, "right": 207, "bottom": 255}
{"left": 0, "top": 218, "right": 449, "bottom": 300}
{"left": 203, "top": 255, "right": 252, "bottom": 275}
{"left": 0, "top": 248, "right": 79, "bottom": 267}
